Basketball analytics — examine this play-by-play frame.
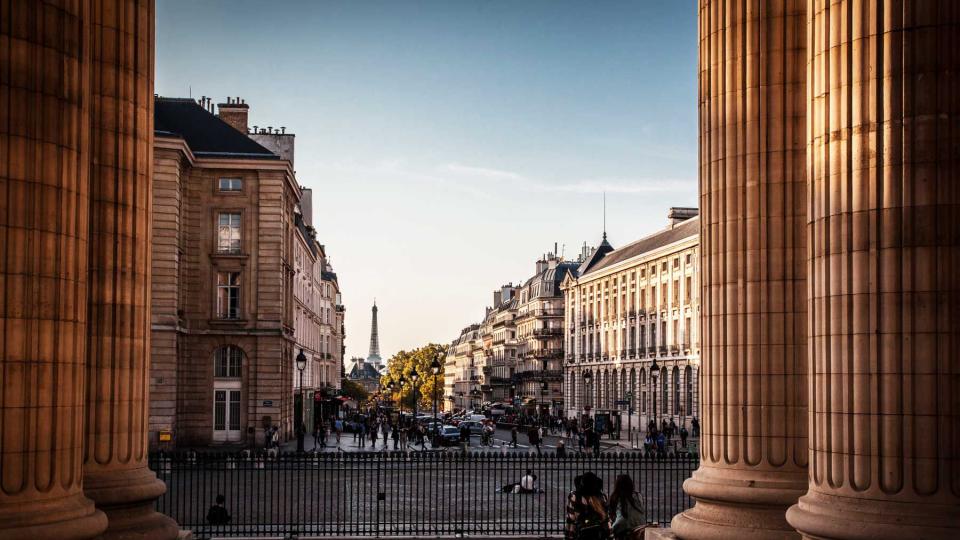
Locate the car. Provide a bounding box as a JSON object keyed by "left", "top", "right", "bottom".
{"left": 437, "top": 425, "right": 461, "bottom": 446}
{"left": 459, "top": 421, "right": 485, "bottom": 435}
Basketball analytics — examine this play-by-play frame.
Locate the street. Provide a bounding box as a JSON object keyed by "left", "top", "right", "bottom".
{"left": 152, "top": 450, "right": 697, "bottom": 538}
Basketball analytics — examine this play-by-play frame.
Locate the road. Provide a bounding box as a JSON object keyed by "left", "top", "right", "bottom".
{"left": 153, "top": 451, "right": 696, "bottom": 539}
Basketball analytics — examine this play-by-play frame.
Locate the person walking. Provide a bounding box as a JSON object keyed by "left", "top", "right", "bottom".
{"left": 391, "top": 425, "right": 400, "bottom": 450}
{"left": 577, "top": 430, "right": 586, "bottom": 453}
{"left": 565, "top": 472, "right": 609, "bottom": 540}
{"left": 334, "top": 418, "right": 343, "bottom": 444}
{"left": 381, "top": 421, "right": 390, "bottom": 448}
{"left": 528, "top": 426, "right": 542, "bottom": 456}
{"left": 679, "top": 425, "right": 688, "bottom": 449}
{"left": 358, "top": 422, "right": 367, "bottom": 447}
{"left": 511, "top": 425, "right": 519, "bottom": 448}
{"left": 691, "top": 416, "right": 700, "bottom": 438}
{"left": 556, "top": 439, "right": 567, "bottom": 457}
{"left": 370, "top": 423, "right": 379, "bottom": 448}
{"left": 313, "top": 423, "right": 321, "bottom": 449}
{"left": 608, "top": 474, "right": 647, "bottom": 540}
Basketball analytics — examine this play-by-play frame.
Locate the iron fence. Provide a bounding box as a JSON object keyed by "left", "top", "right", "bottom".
{"left": 150, "top": 450, "right": 697, "bottom": 538}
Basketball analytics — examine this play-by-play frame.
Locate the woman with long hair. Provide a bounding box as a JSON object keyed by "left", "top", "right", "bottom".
{"left": 565, "top": 472, "right": 610, "bottom": 540}
{"left": 607, "top": 474, "right": 647, "bottom": 539}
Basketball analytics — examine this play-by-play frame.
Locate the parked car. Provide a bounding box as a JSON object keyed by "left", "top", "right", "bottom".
{"left": 437, "top": 425, "right": 461, "bottom": 446}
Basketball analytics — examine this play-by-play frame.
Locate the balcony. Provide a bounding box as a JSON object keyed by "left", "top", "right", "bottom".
{"left": 532, "top": 327, "right": 563, "bottom": 337}
{"left": 530, "top": 348, "right": 563, "bottom": 359}
{"left": 514, "top": 369, "right": 562, "bottom": 381}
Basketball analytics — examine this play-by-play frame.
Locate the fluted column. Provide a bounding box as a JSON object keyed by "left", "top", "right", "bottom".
{"left": 0, "top": 1, "right": 108, "bottom": 538}
{"left": 81, "top": 1, "right": 177, "bottom": 538}
{"left": 786, "top": 1, "right": 960, "bottom": 538}
{"left": 672, "top": 1, "right": 808, "bottom": 538}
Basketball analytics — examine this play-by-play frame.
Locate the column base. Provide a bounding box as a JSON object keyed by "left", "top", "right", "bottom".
{"left": 670, "top": 466, "right": 806, "bottom": 540}
{"left": 84, "top": 466, "right": 179, "bottom": 540}
{"left": 786, "top": 490, "right": 960, "bottom": 540}
{"left": 0, "top": 491, "right": 107, "bottom": 540}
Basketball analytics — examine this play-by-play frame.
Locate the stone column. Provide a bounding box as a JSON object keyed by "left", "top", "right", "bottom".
{"left": 0, "top": 1, "right": 108, "bottom": 538}
{"left": 81, "top": 1, "right": 178, "bottom": 538}
{"left": 786, "top": 1, "right": 960, "bottom": 538}
{"left": 672, "top": 1, "right": 809, "bottom": 538}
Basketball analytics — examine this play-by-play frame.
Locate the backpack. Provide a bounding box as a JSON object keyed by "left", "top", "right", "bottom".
{"left": 574, "top": 498, "right": 609, "bottom": 540}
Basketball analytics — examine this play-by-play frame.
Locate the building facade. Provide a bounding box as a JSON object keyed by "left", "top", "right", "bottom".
{"left": 150, "top": 97, "right": 304, "bottom": 448}
{"left": 562, "top": 209, "right": 700, "bottom": 434}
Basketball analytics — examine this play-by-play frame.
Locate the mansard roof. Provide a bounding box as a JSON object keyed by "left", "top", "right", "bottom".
{"left": 581, "top": 216, "right": 700, "bottom": 277}
{"left": 154, "top": 97, "right": 279, "bottom": 159}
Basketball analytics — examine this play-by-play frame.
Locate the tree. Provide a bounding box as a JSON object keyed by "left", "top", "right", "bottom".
{"left": 380, "top": 343, "right": 447, "bottom": 412}
{"left": 340, "top": 378, "right": 369, "bottom": 403}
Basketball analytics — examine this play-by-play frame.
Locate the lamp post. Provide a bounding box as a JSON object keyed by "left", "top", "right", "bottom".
{"left": 409, "top": 370, "right": 420, "bottom": 423}
{"left": 539, "top": 380, "right": 548, "bottom": 426}
{"left": 398, "top": 375, "right": 406, "bottom": 422}
{"left": 650, "top": 358, "right": 660, "bottom": 432}
{"left": 430, "top": 354, "right": 442, "bottom": 446}
{"left": 582, "top": 370, "right": 593, "bottom": 427}
{"left": 295, "top": 348, "right": 307, "bottom": 453}
{"left": 626, "top": 390, "right": 634, "bottom": 448}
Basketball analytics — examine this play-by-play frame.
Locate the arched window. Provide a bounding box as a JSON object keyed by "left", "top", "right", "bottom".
{"left": 684, "top": 366, "right": 693, "bottom": 414}
{"left": 672, "top": 366, "right": 680, "bottom": 415}
{"left": 629, "top": 368, "right": 636, "bottom": 410}
{"left": 215, "top": 345, "right": 243, "bottom": 378}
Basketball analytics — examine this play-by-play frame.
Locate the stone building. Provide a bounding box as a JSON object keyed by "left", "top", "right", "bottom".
{"left": 446, "top": 324, "right": 481, "bottom": 411}
{"left": 149, "top": 96, "right": 304, "bottom": 448}
{"left": 291, "top": 199, "right": 344, "bottom": 432}
{"left": 513, "top": 254, "right": 579, "bottom": 417}
{"left": 562, "top": 209, "right": 700, "bottom": 433}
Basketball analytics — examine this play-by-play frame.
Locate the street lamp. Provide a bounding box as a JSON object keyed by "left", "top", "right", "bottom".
{"left": 650, "top": 358, "right": 660, "bottom": 432}
{"left": 540, "top": 380, "right": 548, "bottom": 425}
{"left": 430, "top": 354, "right": 442, "bottom": 445}
{"left": 295, "top": 348, "right": 307, "bottom": 453}
{"left": 398, "top": 375, "right": 406, "bottom": 421}
{"left": 409, "top": 369, "right": 420, "bottom": 423}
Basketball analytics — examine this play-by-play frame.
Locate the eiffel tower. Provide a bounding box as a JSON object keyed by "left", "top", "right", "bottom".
{"left": 366, "top": 300, "right": 382, "bottom": 366}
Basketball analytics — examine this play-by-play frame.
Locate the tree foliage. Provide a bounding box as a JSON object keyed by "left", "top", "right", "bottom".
{"left": 380, "top": 343, "right": 447, "bottom": 412}
{"left": 340, "top": 378, "right": 369, "bottom": 403}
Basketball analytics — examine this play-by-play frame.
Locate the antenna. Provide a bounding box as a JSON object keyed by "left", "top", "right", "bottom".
{"left": 603, "top": 192, "right": 607, "bottom": 241}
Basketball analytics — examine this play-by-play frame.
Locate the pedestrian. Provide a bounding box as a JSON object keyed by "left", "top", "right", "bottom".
{"left": 556, "top": 440, "right": 567, "bottom": 457}
{"left": 370, "top": 424, "right": 379, "bottom": 448}
{"left": 392, "top": 425, "right": 400, "bottom": 450}
{"left": 270, "top": 425, "right": 280, "bottom": 449}
{"left": 691, "top": 416, "right": 700, "bottom": 438}
{"left": 400, "top": 426, "right": 408, "bottom": 449}
{"left": 608, "top": 474, "right": 646, "bottom": 540}
{"left": 320, "top": 422, "right": 328, "bottom": 449}
{"left": 313, "top": 423, "right": 320, "bottom": 449}
{"left": 460, "top": 422, "right": 471, "bottom": 450}
{"left": 528, "top": 426, "right": 542, "bottom": 456}
{"left": 679, "top": 425, "right": 688, "bottom": 449}
{"left": 519, "top": 469, "right": 538, "bottom": 493}
{"left": 335, "top": 418, "right": 343, "bottom": 443}
{"left": 511, "top": 426, "right": 519, "bottom": 448}
{"left": 358, "top": 422, "right": 367, "bottom": 447}
{"left": 591, "top": 428, "right": 601, "bottom": 456}
{"left": 577, "top": 430, "right": 586, "bottom": 453}
{"left": 656, "top": 431, "right": 666, "bottom": 455}
{"left": 206, "top": 494, "right": 231, "bottom": 526}
{"left": 564, "top": 472, "right": 609, "bottom": 540}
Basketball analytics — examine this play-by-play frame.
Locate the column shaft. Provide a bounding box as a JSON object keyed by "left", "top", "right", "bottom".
{"left": 672, "top": 1, "right": 809, "bottom": 538}
{"left": 0, "top": 1, "right": 108, "bottom": 538}
{"left": 81, "top": 0, "right": 177, "bottom": 538}
{"left": 786, "top": 1, "right": 960, "bottom": 538}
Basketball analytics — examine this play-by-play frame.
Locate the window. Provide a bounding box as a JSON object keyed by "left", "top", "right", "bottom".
{"left": 685, "top": 253, "right": 692, "bottom": 265}
{"left": 217, "top": 212, "right": 241, "bottom": 253}
{"left": 685, "top": 366, "right": 693, "bottom": 413}
{"left": 650, "top": 265, "right": 656, "bottom": 275}
{"left": 219, "top": 177, "right": 242, "bottom": 191}
{"left": 217, "top": 272, "right": 241, "bottom": 319}
{"left": 215, "top": 346, "right": 243, "bottom": 378}
{"left": 674, "top": 257, "right": 679, "bottom": 268}
{"left": 662, "top": 261, "right": 668, "bottom": 272}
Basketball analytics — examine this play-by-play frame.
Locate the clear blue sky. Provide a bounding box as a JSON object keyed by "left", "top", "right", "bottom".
{"left": 156, "top": 0, "right": 698, "bottom": 363}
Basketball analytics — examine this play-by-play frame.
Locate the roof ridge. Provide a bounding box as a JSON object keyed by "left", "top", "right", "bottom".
{"left": 612, "top": 215, "right": 700, "bottom": 253}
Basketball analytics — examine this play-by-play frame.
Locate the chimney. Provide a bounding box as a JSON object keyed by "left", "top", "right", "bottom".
{"left": 536, "top": 258, "right": 548, "bottom": 274}
{"left": 300, "top": 188, "right": 313, "bottom": 227}
{"left": 493, "top": 290, "right": 503, "bottom": 307}
{"left": 667, "top": 207, "right": 699, "bottom": 227}
{"left": 217, "top": 97, "right": 250, "bottom": 133}
{"left": 501, "top": 285, "right": 514, "bottom": 302}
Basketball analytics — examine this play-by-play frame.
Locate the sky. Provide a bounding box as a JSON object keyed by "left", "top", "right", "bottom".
{"left": 155, "top": 0, "right": 698, "bottom": 365}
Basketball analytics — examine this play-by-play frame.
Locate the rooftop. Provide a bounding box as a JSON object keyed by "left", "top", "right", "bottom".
{"left": 154, "top": 97, "right": 279, "bottom": 159}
